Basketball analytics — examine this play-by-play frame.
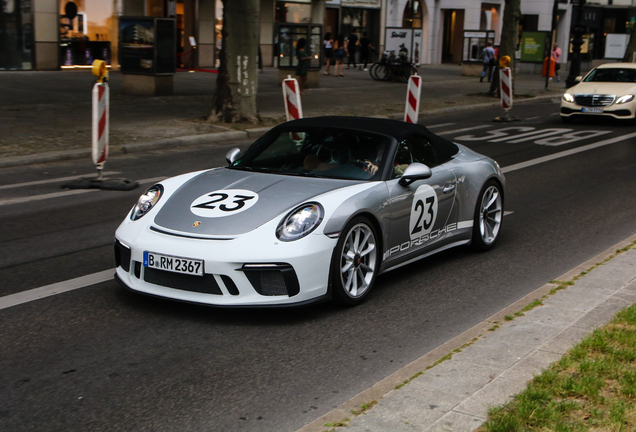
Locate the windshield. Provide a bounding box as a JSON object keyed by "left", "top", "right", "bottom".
{"left": 229, "top": 127, "right": 392, "bottom": 181}
{"left": 584, "top": 68, "right": 636, "bottom": 83}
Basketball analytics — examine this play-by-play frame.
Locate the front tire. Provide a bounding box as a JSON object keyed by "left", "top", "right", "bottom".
{"left": 331, "top": 217, "right": 379, "bottom": 306}
{"left": 471, "top": 180, "right": 503, "bottom": 251}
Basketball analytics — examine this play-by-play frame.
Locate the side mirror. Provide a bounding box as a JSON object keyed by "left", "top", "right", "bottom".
{"left": 575, "top": 76, "right": 583, "bottom": 83}
{"left": 398, "top": 163, "right": 432, "bottom": 186}
{"left": 225, "top": 148, "right": 241, "bottom": 165}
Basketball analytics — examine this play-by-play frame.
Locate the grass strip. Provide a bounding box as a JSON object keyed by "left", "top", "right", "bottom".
{"left": 477, "top": 303, "right": 636, "bottom": 432}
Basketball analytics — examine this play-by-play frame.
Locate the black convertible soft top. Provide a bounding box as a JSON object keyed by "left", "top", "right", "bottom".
{"left": 280, "top": 116, "right": 459, "bottom": 163}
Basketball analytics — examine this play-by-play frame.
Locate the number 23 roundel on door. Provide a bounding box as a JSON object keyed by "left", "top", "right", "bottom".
{"left": 409, "top": 184, "right": 438, "bottom": 240}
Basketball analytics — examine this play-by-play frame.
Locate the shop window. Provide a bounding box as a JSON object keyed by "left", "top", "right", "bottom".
{"left": 0, "top": 0, "right": 34, "bottom": 70}
{"left": 59, "top": 0, "right": 114, "bottom": 67}
{"left": 402, "top": 0, "right": 422, "bottom": 29}
{"left": 276, "top": 1, "right": 311, "bottom": 24}
{"left": 146, "top": 0, "right": 164, "bottom": 17}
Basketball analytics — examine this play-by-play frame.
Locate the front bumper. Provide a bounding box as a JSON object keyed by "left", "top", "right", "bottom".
{"left": 114, "top": 220, "right": 337, "bottom": 307}
{"left": 560, "top": 100, "right": 636, "bottom": 119}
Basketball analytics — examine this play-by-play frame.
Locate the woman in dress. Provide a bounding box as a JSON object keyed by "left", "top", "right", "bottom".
{"left": 333, "top": 34, "right": 348, "bottom": 77}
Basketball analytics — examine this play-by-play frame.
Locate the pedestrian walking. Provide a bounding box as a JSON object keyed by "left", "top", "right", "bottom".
{"left": 359, "top": 31, "right": 375, "bottom": 71}
{"left": 295, "top": 38, "right": 310, "bottom": 94}
{"left": 333, "top": 34, "right": 347, "bottom": 77}
{"left": 480, "top": 42, "right": 496, "bottom": 83}
{"left": 551, "top": 43, "right": 562, "bottom": 82}
{"left": 346, "top": 29, "right": 358, "bottom": 70}
{"left": 323, "top": 32, "right": 334, "bottom": 76}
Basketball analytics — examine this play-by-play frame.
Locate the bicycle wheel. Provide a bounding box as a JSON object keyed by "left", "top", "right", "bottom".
{"left": 369, "top": 62, "right": 382, "bottom": 80}
{"left": 398, "top": 65, "right": 417, "bottom": 83}
{"left": 374, "top": 63, "right": 391, "bottom": 81}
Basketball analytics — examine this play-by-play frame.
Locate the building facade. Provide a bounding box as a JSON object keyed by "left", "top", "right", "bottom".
{"left": 1, "top": 0, "right": 634, "bottom": 72}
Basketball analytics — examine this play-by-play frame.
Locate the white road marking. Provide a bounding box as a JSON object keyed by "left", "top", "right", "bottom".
{"left": 0, "top": 172, "right": 120, "bottom": 190}
{"left": 0, "top": 269, "right": 114, "bottom": 310}
{"left": 426, "top": 123, "right": 454, "bottom": 129}
{"left": 502, "top": 131, "right": 636, "bottom": 173}
{"left": 2, "top": 131, "right": 635, "bottom": 309}
{"left": 436, "top": 125, "right": 491, "bottom": 135}
{"left": 0, "top": 176, "right": 167, "bottom": 206}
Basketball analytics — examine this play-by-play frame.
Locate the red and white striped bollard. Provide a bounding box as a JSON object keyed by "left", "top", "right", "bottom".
{"left": 92, "top": 81, "right": 109, "bottom": 177}
{"left": 282, "top": 75, "right": 303, "bottom": 122}
{"left": 499, "top": 67, "right": 513, "bottom": 111}
{"left": 404, "top": 74, "right": 422, "bottom": 124}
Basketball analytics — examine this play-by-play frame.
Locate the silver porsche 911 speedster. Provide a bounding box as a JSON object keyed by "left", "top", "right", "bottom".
{"left": 114, "top": 117, "right": 505, "bottom": 307}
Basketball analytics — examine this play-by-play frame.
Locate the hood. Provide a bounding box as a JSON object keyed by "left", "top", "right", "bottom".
{"left": 570, "top": 81, "right": 636, "bottom": 97}
{"left": 153, "top": 168, "right": 362, "bottom": 236}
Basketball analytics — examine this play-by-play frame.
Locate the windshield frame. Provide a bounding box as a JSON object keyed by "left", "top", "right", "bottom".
{"left": 583, "top": 67, "right": 636, "bottom": 83}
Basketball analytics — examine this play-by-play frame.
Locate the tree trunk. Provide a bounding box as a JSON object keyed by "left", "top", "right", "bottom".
{"left": 207, "top": 0, "right": 260, "bottom": 123}
{"left": 623, "top": 23, "right": 636, "bottom": 63}
{"left": 489, "top": 0, "right": 521, "bottom": 96}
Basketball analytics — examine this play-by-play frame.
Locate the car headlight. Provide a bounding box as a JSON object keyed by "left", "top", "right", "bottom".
{"left": 616, "top": 95, "right": 634, "bottom": 104}
{"left": 562, "top": 92, "right": 574, "bottom": 103}
{"left": 276, "top": 203, "right": 324, "bottom": 241}
{"left": 131, "top": 184, "right": 164, "bottom": 221}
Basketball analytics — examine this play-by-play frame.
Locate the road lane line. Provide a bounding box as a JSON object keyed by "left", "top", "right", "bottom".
{"left": 0, "top": 172, "right": 120, "bottom": 190}
{"left": 437, "top": 125, "right": 491, "bottom": 135}
{"left": 0, "top": 189, "right": 99, "bottom": 206}
{"left": 0, "top": 176, "right": 167, "bottom": 206}
{"left": 502, "top": 131, "right": 636, "bottom": 173}
{"left": 426, "top": 123, "right": 454, "bottom": 129}
{"left": 0, "top": 269, "right": 114, "bottom": 310}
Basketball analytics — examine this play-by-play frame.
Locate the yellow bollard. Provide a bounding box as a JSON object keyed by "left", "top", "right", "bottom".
{"left": 92, "top": 59, "right": 108, "bottom": 83}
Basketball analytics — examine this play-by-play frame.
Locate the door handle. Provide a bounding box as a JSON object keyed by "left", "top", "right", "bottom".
{"left": 443, "top": 183, "right": 456, "bottom": 194}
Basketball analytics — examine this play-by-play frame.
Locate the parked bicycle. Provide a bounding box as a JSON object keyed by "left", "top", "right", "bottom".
{"left": 369, "top": 51, "right": 418, "bottom": 83}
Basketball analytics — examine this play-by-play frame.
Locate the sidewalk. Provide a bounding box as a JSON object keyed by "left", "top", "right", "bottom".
{"left": 297, "top": 236, "right": 636, "bottom": 432}
{"left": 0, "top": 64, "right": 564, "bottom": 167}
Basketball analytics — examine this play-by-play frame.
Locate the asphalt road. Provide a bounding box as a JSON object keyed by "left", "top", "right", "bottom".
{"left": 2, "top": 100, "right": 636, "bottom": 432}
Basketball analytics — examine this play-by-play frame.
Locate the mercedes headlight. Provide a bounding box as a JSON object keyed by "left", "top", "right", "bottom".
{"left": 276, "top": 203, "right": 324, "bottom": 241}
{"left": 562, "top": 93, "right": 574, "bottom": 103}
{"left": 616, "top": 95, "right": 634, "bottom": 104}
{"left": 131, "top": 184, "right": 164, "bottom": 221}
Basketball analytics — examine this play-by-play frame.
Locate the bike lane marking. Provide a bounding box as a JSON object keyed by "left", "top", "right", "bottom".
{"left": 2, "top": 132, "right": 636, "bottom": 310}
{"left": 501, "top": 131, "right": 636, "bottom": 173}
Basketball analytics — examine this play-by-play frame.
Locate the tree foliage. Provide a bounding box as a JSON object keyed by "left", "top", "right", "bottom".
{"left": 208, "top": 0, "right": 260, "bottom": 123}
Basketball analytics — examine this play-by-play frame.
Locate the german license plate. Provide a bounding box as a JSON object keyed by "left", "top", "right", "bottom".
{"left": 582, "top": 107, "right": 603, "bottom": 113}
{"left": 143, "top": 251, "right": 204, "bottom": 276}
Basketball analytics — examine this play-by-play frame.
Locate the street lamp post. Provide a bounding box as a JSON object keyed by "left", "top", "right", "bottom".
{"left": 566, "top": 0, "right": 586, "bottom": 88}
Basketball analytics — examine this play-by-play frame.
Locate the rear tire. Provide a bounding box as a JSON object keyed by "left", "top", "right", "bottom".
{"left": 331, "top": 217, "right": 379, "bottom": 306}
{"left": 471, "top": 180, "right": 503, "bottom": 251}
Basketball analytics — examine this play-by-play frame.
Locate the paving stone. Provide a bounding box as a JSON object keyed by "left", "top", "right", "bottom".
{"left": 424, "top": 411, "right": 485, "bottom": 432}
{"left": 539, "top": 326, "right": 592, "bottom": 355}
{"left": 452, "top": 377, "right": 529, "bottom": 418}
{"left": 499, "top": 349, "right": 562, "bottom": 383}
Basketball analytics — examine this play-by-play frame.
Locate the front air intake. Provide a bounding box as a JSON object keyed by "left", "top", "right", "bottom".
{"left": 241, "top": 264, "right": 300, "bottom": 297}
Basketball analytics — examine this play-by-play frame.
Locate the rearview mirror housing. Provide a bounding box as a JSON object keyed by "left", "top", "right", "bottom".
{"left": 226, "top": 148, "right": 241, "bottom": 165}
{"left": 398, "top": 163, "right": 432, "bottom": 186}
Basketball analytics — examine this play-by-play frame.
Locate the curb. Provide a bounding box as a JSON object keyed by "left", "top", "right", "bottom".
{"left": 295, "top": 231, "right": 636, "bottom": 432}
{"left": 0, "top": 94, "right": 560, "bottom": 170}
